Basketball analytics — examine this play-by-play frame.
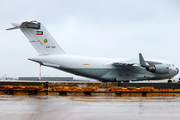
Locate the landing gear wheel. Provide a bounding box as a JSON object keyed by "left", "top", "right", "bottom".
{"left": 123, "top": 81, "right": 129, "bottom": 83}
{"left": 118, "top": 82, "right": 121, "bottom": 86}
{"left": 116, "top": 91, "right": 122, "bottom": 96}
{"left": 168, "top": 80, "right": 172, "bottom": 83}
{"left": 59, "top": 91, "right": 67, "bottom": 95}
{"left": 84, "top": 91, "right": 91, "bottom": 95}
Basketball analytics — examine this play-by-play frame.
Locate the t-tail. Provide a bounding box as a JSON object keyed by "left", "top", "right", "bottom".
{"left": 6, "top": 20, "right": 65, "bottom": 55}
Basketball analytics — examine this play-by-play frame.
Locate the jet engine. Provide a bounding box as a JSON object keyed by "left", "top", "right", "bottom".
{"left": 146, "top": 64, "right": 169, "bottom": 74}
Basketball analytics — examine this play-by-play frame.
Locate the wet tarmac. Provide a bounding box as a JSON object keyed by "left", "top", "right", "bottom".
{"left": 0, "top": 95, "right": 180, "bottom": 120}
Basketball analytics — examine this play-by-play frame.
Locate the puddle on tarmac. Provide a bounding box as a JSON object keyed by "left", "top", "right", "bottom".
{"left": 0, "top": 95, "right": 179, "bottom": 103}
{"left": 0, "top": 95, "right": 49, "bottom": 101}
{"left": 0, "top": 95, "right": 179, "bottom": 120}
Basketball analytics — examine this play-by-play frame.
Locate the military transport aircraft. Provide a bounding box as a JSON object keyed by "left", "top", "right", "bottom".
{"left": 6, "top": 20, "right": 179, "bottom": 83}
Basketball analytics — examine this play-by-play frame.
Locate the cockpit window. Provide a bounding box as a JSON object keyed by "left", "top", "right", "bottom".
{"left": 167, "top": 64, "right": 171, "bottom": 67}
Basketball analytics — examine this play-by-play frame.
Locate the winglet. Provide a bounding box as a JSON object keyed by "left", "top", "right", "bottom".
{"left": 139, "top": 53, "right": 149, "bottom": 67}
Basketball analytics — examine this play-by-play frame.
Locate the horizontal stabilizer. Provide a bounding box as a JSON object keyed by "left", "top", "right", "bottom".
{"left": 42, "top": 62, "right": 60, "bottom": 67}
{"left": 6, "top": 26, "right": 18, "bottom": 30}
{"left": 7, "top": 20, "right": 65, "bottom": 55}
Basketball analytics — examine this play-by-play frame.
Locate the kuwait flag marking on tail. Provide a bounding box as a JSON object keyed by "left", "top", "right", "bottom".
{"left": 36, "top": 31, "right": 43, "bottom": 35}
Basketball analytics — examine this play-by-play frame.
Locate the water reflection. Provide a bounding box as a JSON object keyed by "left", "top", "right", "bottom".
{"left": 0, "top": 95, "right": 179, "bottom": 103}
{"left": 68, "top": 96, "right": 180, "bottom": 102}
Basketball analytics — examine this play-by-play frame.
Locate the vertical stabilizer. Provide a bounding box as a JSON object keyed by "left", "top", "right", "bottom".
{"left": 7, "top": 21, "right": 65, "bottom": 55}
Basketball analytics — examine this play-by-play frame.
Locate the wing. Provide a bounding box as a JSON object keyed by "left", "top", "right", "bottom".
{"left": 112, "top": 62, "right": 135, "bottom": 67}
{"left": 111, "top": 59, "right": 139, "bottom": 67}
{"left": 111, "top": 53, "right": 165, "bottom": 67}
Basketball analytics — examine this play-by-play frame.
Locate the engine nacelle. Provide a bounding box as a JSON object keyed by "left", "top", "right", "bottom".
{"left": 147, "top": 64, "right": 169, "bottom": 74}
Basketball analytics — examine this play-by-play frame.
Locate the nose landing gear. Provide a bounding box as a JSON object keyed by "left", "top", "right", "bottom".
{"left": 167, "top": 79, "right": 172, "bottom": 83}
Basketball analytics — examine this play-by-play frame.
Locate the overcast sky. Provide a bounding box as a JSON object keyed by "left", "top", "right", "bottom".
{"left": 1, "top": 0, "right": 180, "bottom": 79}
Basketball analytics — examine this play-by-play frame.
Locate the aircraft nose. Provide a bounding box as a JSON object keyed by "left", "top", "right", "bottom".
{"left": 176, "top": 68, "right": 179, "bottom": 74}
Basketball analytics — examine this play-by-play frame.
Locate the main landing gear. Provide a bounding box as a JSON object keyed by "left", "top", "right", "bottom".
{"left": 113, "top": 78, "right": 130, "bottom": 83}
{"left": 123, "top": 81, "right": 130, "bottom": 83}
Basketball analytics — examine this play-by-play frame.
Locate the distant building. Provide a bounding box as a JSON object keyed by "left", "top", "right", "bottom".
{"left": 18, "top": 77, "right": 73, "bottom": 81}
